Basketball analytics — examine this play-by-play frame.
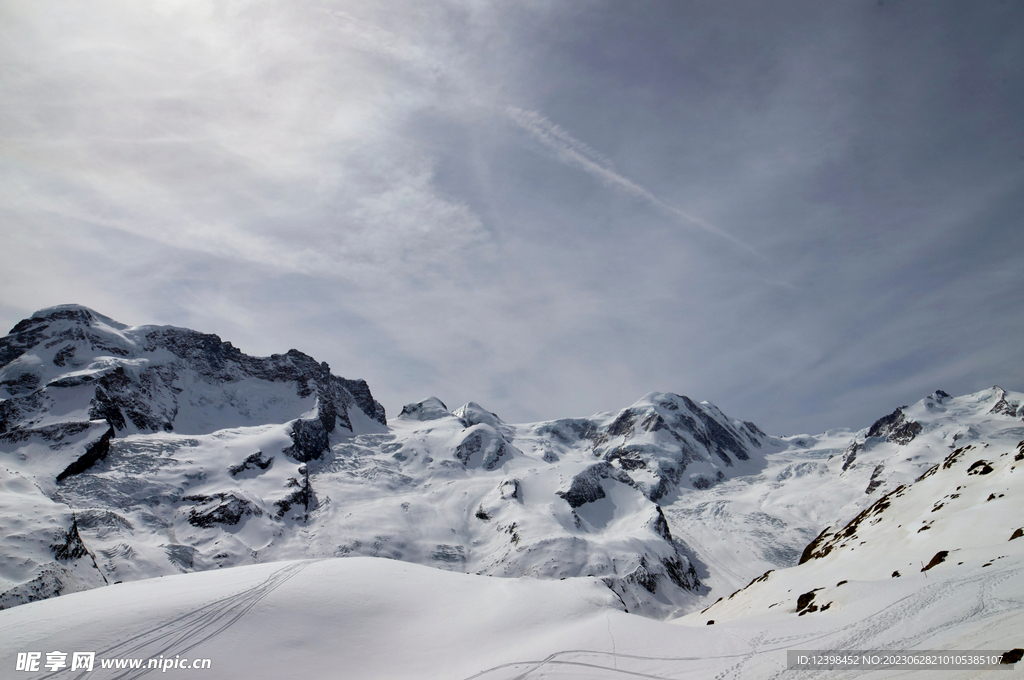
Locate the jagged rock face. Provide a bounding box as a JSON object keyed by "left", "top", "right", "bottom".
{"left": 228, "top": 452, "right": 273, "bottom": 476}
{"left": 183, "top": 493, "right": 263, "bottom": 528}
{"left": 989, "top": 386, "right": 1024, "bottom": 419}
{"left": 0, "top": 305, "right": 386, "bottom": 442}
{"left": 558, "top": 462, "right": 637, "bottom": 508}
{"left": 866, "top": 408, "right": 923, "bottom": 445}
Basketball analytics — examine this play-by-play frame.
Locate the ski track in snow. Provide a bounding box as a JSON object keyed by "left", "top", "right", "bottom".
{"left": 41, "top": 561, "right": 312, "bottom": 680}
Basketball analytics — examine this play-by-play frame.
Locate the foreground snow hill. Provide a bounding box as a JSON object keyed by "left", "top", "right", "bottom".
{"left": 0, "top": 554, "right": 1019, "bottom": 679}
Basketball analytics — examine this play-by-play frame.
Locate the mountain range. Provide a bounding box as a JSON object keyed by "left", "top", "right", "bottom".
{"left": 1, "top": 305, "right": 1021, "bottom": 677}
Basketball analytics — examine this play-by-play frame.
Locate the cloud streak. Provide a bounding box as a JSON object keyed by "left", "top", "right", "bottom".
{"left": 506, "top": 107, "right": 759, "bottom": 256}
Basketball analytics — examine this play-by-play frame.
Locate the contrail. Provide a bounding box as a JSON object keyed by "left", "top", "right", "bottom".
{"left": 506, "top": 107, "right": 759, "bottom": 256}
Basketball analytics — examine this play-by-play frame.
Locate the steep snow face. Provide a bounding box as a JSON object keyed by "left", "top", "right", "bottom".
{"left": 688, "top": 406, "right": 1024, "bottom": 627}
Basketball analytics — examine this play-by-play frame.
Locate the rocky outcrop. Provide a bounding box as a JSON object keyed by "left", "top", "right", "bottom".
{"left": 867, "top": 408, "right": 923, "bottom": 445}
{"left": 989, "top": 387, "right": 1023, "bottom": 418}
{"left": 454, "top": 424, "right": 511, "bottom": 470}
{"left": 558, "top": 462, "right": 637, "bottom": 508}
{"left": 183, "top": 493, "right": 263, "bottom": 528}
{"left": 284, "top": 415, "right": 332, "bottom": 462}
{"left": 56, "top": 426, "right": 115, "bottom": 483}
{"left": 50, "top": 515, "right": 91, "bottom": 561}
{"left": 228, "top": 451, "right": 273, "bottom": 476}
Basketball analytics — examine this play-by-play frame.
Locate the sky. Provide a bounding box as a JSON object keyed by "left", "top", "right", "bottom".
{"left": 1, "top": 0, "right": 1023, "bottom": 435}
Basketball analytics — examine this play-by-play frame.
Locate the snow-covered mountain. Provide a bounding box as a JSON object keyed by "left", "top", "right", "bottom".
{"left": 0, "top": 306, "right": 777, "bottom": 616}
{"left": 1, "top": 306, "right": 1022, "bottom": 677}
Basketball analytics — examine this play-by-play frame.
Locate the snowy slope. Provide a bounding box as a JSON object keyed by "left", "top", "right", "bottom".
{"left": 681, "top": 395, "right": 1024, "bottom": 679}
{"left": 0, "top": 554, "right": 1019, "bottom": 679}
{"left": 662, "top": 387, "right": 1024, "bottom": 598}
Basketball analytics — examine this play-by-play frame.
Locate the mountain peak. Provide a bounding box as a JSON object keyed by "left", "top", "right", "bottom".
{"left": 397, "top": 397, "right": 452, "bottom": 421}
{"left": 23, "top": 304, "right": 127, "bottom": 331}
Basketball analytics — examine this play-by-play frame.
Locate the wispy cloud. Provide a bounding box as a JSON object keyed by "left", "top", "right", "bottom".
{"left": 506, "top": 107, "right": 759, "bottom": 256}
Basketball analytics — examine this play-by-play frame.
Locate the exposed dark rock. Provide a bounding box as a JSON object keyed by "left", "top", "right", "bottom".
{"left": 691, "top": 476, "right": 714, "bottom": 490}
{"left": 183, "top": 493, "right": 262, "bottom": 528}
{"left": 648, "top": 506, "right": 673, "bottom": 541}
{"left": 0, "top": 372, "right": 40, "bottom": 395}
{"left": 606, "top": 409, "right": 636, "bottom": 437}
{"left": 0, "top": 565, "right": 78, "bottom": 610}
{"left": 475, "top": 506, "right": 490, "bottom": 520}
{"left": 557, "top": 462, "right": 636, "bottom": 508}
{"left": 603, "top": 446, "right": 649, "bottom": 471}
{"left": 283, "top": 417, "right": 330, "bottom": 462}
{"left": 1001, "top": 649, "right": 1023, "bottom": 665}
{"left": 52, "top": 344, "right": 76, "bottom": 367}
{"left": 892, "top": 570, "right": 900, "bottom": 577}
{"left": 678, "top": 395, "right": 750, "bottom": 463}
{"left": 56, "top": 426, "right": 115, "bottom": 483}
{"left": 0, "top": 390, "right": 46, "bottom": 435}
{"left": 534, "top": 419, "right": 600, "bottom": 444}
{"left": 639, "top": 411, "right": 669, "bottom": 433}
{"left": 1010, "top": 528, "right": 1023, "bottom": 541}
{"left": 867, "top": 408, "right": 922, "bottom": 444}
{"left": 0, "top": 421, "right": 93, "bottom": 445}
{"left": 989, "top": 388, "right": 1021, "bottom": 418}
{"left": 51, "top": 514, "right": 90, "bottom": 561}
{"left": 865, "top": 464, "right": 885, "bottom": 494}
{"left": 796, "top": 589, "right": 821, "bottom": 615}
{"left": 916, "top": 463, "right": 940, "bottom": 482}
{"left": 841, "top": 441, "right": 860, "bottom": 472}
{"left": 661, "top": 554, "right": 701, "bottom": 591}
{"left": 967, "top": 460, "right": 994, "bottom": 476}
{"left": 922, "top": 550, "right": 949, "bottom": 572}
{"left": 625, "top": 556, "right": 660, "bottom": 594}
{"left": 275, "top": 475, "right": 314, "bottom": 520}
{"left": 4, "top": 308, "right": 386, "bottom": 442}
{"left": 228, "top": 451, "right": 273, "bottom": 476}
{"left": 456, "top": 428, "right": 509, "bottom": 470}
{"left": 88, "top": 366, "right": 175, "bottom": 432}
{"left": 800, "top": 527, "right": 833, "bottom": 565}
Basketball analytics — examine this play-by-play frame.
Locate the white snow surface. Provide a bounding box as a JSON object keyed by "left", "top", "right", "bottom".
{"left": 2, "top": 309, "right": 1023, "bottom": 677}
{"left": 0, "top": 552, "right": 1019, "bottom": 679}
